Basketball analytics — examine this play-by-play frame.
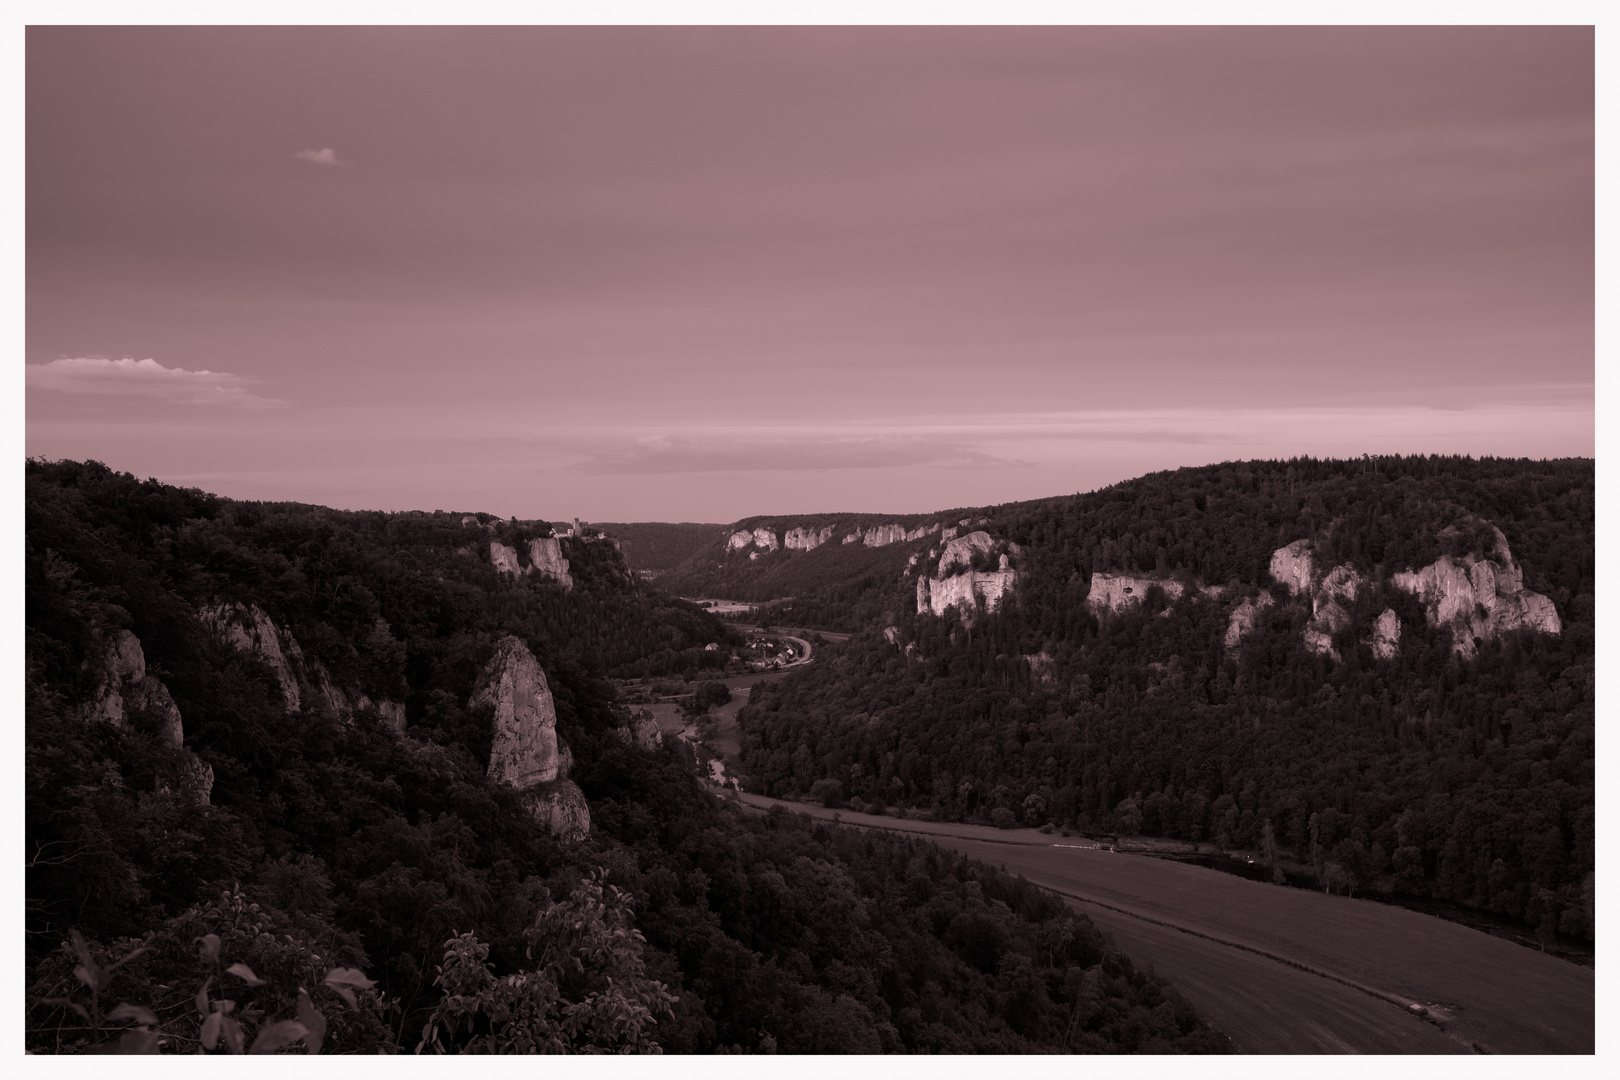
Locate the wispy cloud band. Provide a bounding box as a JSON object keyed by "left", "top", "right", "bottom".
{"left": 26, "top": 357, "right": 285, "bottom": 409}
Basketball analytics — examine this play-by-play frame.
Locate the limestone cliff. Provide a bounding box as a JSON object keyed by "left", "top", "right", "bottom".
{"left": 854, "top": 522, "right": 941, "bottom": 548}
{"left": 489, "top": 541, "right": 523, "bottom": 575}
{"left": 726, "top": 526, "right": 780, "bottom": 553}
{"left": 784, "top": 525, "right": 835, "bottom": 551}
{"left": 200, "top": 602, "right": 303, "bottom": 711}
{"left": 78, "top": 629, "right": 211, "bottom": 804}
{"left": 526, "top": 536, "right": 574, "bottom": 589}
{"left": 1301, "top": 564, "right": 1363, "bottom": 660}
{"left": 1391, "top": 526, "right": 1560, "bottom": 658}
{"left": 1368, "top": 608, "right": 1401, "bottom": 660}
{"left": 917, "top": 568, "right": 1017, "bottom": 619}
{"left": 201, "top": 601, "right": 405, "bottom": 723}
{"left": 1087, "top": 573, "right": 1186, "bottom": 614}
{"left": 1302, "top": 600, "right": 1352, "bottom": 660}
{"left": 470, "top": 635, "right": 589, "bottom": 841}
{"left": 1270, "top": 540, "right": 1315, "bottom": 597}
{"left": 1224, "top": 594, "right": 1274, "bottom": 649}
{"left": 935, "top": 531, "right": 997, "bottom": 576}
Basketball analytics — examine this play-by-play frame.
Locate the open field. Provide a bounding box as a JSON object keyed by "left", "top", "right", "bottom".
{"left": 734, "top": 793, "right": 1594, "bottom": 1054}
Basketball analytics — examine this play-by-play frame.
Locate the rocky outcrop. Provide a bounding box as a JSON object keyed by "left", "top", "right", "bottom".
{"left": 621, "top": 708, "right": 663, "bottom": 751}
{"left": 526, "top": 537, "right": 573, "bottom": 589}
{"left": 1391, "top": 526, "right": 1560, "bottom": 658}
{"left": 524, "top": 782, "right": 591, "bottom": 844}
{"left": 727, "top": 527, "right": 779, "bottom": 553}
{"left": 1270, "top": 540, "right": 1315, "bottom": 597}
{"left": 940, "top": 527, "right": 958, "bottom": 542}
{"left": 1224, "top": 594, "right": 1275, "bottom": 649}
{"left": 199, "top": 602, "right": 301, "bottom": 711}
{"left": 489, "top": 541, "right": 523, "bottom": 575}
{"left": 1368, "top": 608, "right": 1401, "bottom": 660}
{"left": 784, "top": 525, "right": 834, "bottom": 552}
{"left": 882, "top": 626, "right": 901, "bottom": 645}
{"left": 858, "top": 523, "right": 940, "bottom": 548}
{"left": 201, "top": 602, "right": 404, "bottom": 724}
{"left": 936, "top": 530, "right": 997, "bottom": 576}
{"left": 1300, "top": 564, "right": 1363, "bottom": 660}
{"left": 1087, "top": 573, "right": 1186, "bottom": 614}
{"left": 1303, "top": 600, "right": 1352, "bottom": 660}
{"left": 918, "top": 568, "right": 1017, "bottom": 619}
{"left": 470, "top": 635, "right": 588, "bottom": 841}
{"left": 78, "top": 629, "right": 211, "bottom": 804}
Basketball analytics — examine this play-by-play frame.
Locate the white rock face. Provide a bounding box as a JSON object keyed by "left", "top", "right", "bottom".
{"left": 1270, "top": 540, "right": 1315, "bottom": 597}
{"left": 79, "top": 629, "right": 211, "bottom": 804}
{"left": 843, "top": 531, "right": 861, "bottom": 544}
{"left": 728, "top": 527, "right": 780, "bottom": 553}
{"left": 469, "top": 636, "right": 590, "bottom": 840}
{"left": 936, "top": 531, "right": 997, "bottom": 575}
{"left": 861, "top": 522, "right": 939, "bottom": 547}
{"left": 918, "top": 569, "right": 1018, "bottom": 618}
{"left": 1086, "top": 573, "right": 1187, "bottom": 614}
{"left": 527, "top": 537, "right": 573, "bottom": 589}
{"left": 940, "top": 527, "right": 959, "bottom": 542}
{"left": 785, "top": 525, "right": 835, "bottom": 551}
{"left": 1316, "top": 565, "right": 1362, "bottom": 613}
{"left": 1224, "top": 594, "right": 1275, "bottom": 649}
{"left": 472, "top": 635, "right": 561, "bottom": 789}
{"left": 1391, "top": 527, "right": 1560, "bottom": 656}
{"left": 882, "top": 626, "right": 901, "bottom": 645}
{"left": 489, "top": 541, "right": 523, "bottom": 575}
{"left": 1368, "top": 608, "right": 1401, "bottom": 660}
{"left": 200, "top": 602, "right": 301, "bottom": 712}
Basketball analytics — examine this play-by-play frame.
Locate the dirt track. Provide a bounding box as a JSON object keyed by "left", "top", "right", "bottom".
{"left": 734, "top": 793, "right": 1594, "bottom": 1055}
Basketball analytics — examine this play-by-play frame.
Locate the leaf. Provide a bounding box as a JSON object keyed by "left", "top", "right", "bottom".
{"left": 196, "top": 933, "right": 221, "bottom": 966}
{"left": 195, "top": 977, "right": 211, "bottom": 1018}
{"left": 200, "top": 1011, "right": 223, "bottom": 1051}
{"left": 220, "top": 1015, "right": 245, "bottom": 1055}
{"left": 69, "top": 928, "right": 93, "bottom": 968}
{"left": 323, "top": 967, "right": 376, "bottom": 990}
{"left": 117, "top": 1028, "right": 161, "bottom": 1054}
{"left": 249, "top": 1020, "right": 308, "bottom": 1054}
{"left": 106, "top": 1002, "right": 159, "bottom": 1025}
{"left": 331, "top": 985, "right": 357, "bottom": 1011}
{"left": 226, "top": 962, "right": 267, "bottom": 987}
{"left": 40, "top": 996, "right": 89, "bottom": 1021}
{"left": 73, "top": 963, "right": 109, "bottom": 993}
{"left": 296, "top": 990, "right": 326, "bottom": 1055}
{"left": 110, "top": 945, "right": 149, "bottom": 971}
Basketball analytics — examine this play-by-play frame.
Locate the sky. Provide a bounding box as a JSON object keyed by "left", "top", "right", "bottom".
{"left": 25, "top": 25, "right": 1594, "bottom": 523}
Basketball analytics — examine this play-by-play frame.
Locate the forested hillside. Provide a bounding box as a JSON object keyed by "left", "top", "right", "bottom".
{"left": 591, "top": 522, "right": 728, "bottom": 573}
{"left": 736, "top": 456, "right": 1594, "bottom": 945}
{"left": 25, "top": 459, "right": 1228, "bottom": 1054}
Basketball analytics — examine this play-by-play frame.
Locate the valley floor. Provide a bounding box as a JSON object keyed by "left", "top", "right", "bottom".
{"left": 730, "top": 791, "right": 1595, "bottom": 1055}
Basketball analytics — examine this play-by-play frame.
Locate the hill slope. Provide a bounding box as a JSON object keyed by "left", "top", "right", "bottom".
{"left": 733, "top": 456, "right": 1594, "bottom": 946}
{"left": 25, "top": 459, "right": 1230, "bottom": 1054}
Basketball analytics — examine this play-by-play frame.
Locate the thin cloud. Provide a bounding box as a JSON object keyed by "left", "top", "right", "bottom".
{"left": 294, "top": 148, "right": 341, "bottom": 167}
{"left": 575, "top": 432, "right": 1013, "bottom": 476}
{"left": 26, "top": 357, "right": 285, "bottom": 409}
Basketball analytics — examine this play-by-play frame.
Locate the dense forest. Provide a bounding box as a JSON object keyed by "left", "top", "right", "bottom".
{"left": 735, "top": 457, "right": 1594, "bottom": 945}
{"left": 25, "top": 459, "right": 1229, "bottom": 1054}
{"left": 591, "top": 522, "right": 728, "bottom": 574}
